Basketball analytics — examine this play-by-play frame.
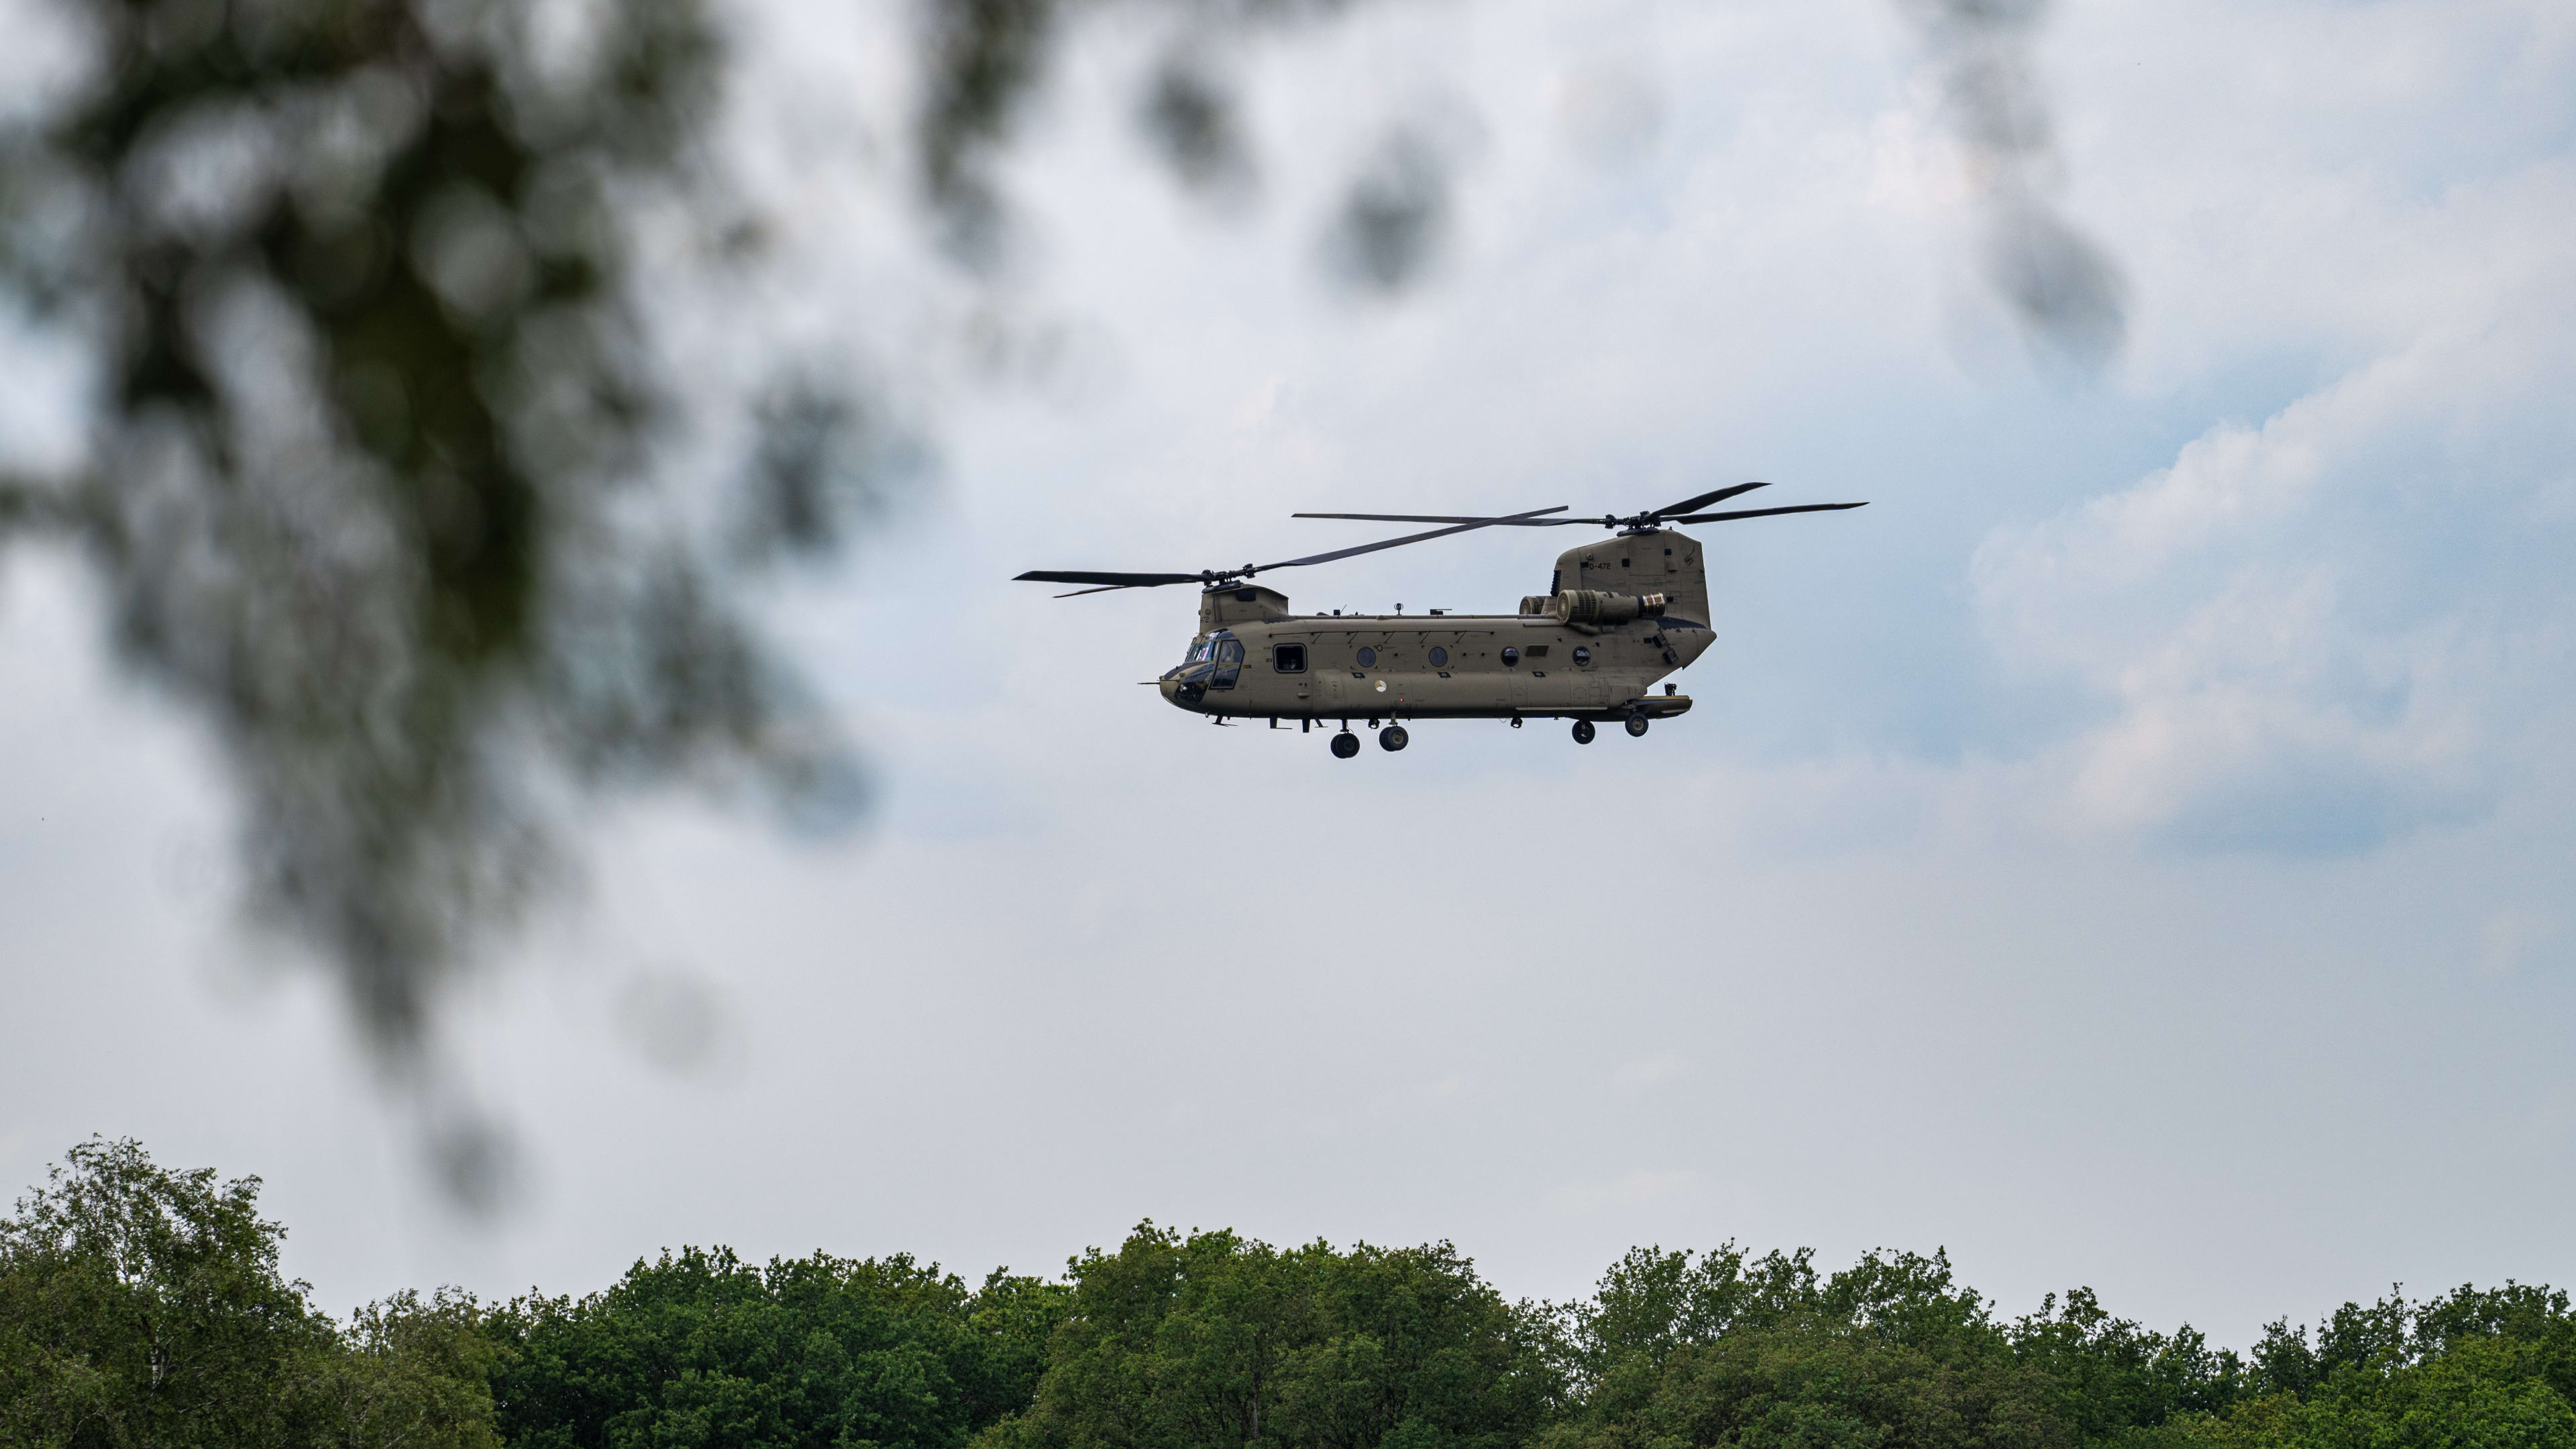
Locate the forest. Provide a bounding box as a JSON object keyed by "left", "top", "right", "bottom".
{"left": 5, "top": 1141, "right": 2572, "bottom": 1448}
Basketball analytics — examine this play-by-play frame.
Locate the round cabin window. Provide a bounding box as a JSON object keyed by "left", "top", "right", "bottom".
{"left": 1500, "top": 646, "right": 1520, "bottom": 665}
{"left": 1428, "top": 646, "right": 1449, "bottom": 667}
{"left": 1572, "top": 646, "right": 1592, "bottom": 665}
{"left": 1356, "top": 646, "right": 1377, "bottom": 667}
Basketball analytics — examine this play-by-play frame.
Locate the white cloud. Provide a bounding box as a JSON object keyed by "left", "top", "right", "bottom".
{"left": 1970, "top": 158, "right": 2576, "bottom": 853}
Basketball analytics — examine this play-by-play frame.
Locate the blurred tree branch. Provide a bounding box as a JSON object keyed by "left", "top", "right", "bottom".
{"left": 0, "top": 0, "right": 865, "bottom": 1204}
{"left": 0, "top": 0, "right": 1400, "bottom": 1210}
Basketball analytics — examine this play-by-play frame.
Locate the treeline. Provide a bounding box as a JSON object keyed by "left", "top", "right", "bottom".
{"left": 5, "top": 1141, "right": 2572, "bottom": 1448}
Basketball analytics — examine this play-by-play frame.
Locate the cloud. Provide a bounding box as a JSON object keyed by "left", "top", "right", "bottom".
{"left": 1972, "top": 178, "right": 2576, "bottom": 853}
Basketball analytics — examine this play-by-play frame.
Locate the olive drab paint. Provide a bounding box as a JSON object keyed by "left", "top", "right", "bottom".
{"left": 1158, "top": 529, "right": 1718, "bottom": 730}
{"left": 1020, "top": 484, "right": 1866, "bottom": 753}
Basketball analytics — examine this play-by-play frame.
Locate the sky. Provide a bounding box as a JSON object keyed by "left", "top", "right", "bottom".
{"left": 4, "top": 0, "right": 2575, "bottom": 1351}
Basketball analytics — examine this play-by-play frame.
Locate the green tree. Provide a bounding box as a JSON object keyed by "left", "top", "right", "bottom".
{"left": 2182, "top": 1285, "right": 2576, "bottom": 1448}
{"left": 306, "top": 1289, "right": 504, "bottom": 1449}
{"left": 488, "top": 1244, "right": 1066, "bottom": 1448}
{"left": 2008, "top": 1287, "right": 2247, "bottom": 1438}
{"left": 0, "top": 1137, "right": 341, "bottom": 1447}
{"left": 984, "top": 1223, "right": 1555, "bottom": 1449}
{"left": 1543, "top": 1244, "right": 2249, "bottom": 1449}
{"left": 0, "top": 1137, "right": 497, "bottom": 1449}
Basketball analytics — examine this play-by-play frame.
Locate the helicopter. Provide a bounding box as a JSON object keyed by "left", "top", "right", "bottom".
{"left": 1016, "top": 483, "right": 1866, "bottom": 757}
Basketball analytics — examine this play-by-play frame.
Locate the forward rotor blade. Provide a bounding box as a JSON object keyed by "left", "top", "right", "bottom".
{"left": 1014, "top": 570, "right": 1206, "bottom": 588}
{"left": 1664, "top": 501, "right": 1869, "bottom": 524}
{"left": 1652, "top": 480, "right": 1770, "bottom": 517}
{"left": 1291, "top": 509, "right": 1570, "bottom": 526}
{"left": 1254, "top": 505, "right": 1568, "bottom": 572}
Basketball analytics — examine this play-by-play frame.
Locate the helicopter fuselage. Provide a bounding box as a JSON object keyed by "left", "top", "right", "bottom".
{"left": 1159, "top": 610, "right": 1708, "bottom": 722}
{"left": 1156, "top": 526, "right": 1719, "bottom": 725}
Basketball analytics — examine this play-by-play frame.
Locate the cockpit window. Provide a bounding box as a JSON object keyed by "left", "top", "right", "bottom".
{"left": 1183, "top": 639, "right": 1214, "bottom": 664}
{"left": 1217, "top": 641, "right": 1244, "bottom": 665}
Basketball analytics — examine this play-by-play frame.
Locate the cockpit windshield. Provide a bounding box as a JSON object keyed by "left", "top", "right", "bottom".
{"left": 1182, "top": 639, "right": 1214, "bottom": 665}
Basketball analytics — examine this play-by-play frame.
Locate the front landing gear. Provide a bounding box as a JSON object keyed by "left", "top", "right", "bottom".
{"left": 1331, "top": 730, "right": 1361, "bottom": 759}
{"left": 1572, "top": 719, "right": 1596, "bottom": 745}
{"left": 1379, "top": 724, "right": 1409, "bottom": 752}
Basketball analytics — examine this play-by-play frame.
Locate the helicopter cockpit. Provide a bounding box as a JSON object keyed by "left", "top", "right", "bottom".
{"left": 1165, "top": 632, "right": 1244, "bottom": 691}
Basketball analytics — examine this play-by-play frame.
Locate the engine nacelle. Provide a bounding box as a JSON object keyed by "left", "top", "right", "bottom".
{"left": 1548, "top": 590, "right": 1666, "bottom": 628}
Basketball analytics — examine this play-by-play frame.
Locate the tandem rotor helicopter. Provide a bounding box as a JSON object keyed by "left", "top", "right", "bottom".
{"left": 1016, "top": 483, "right": 1867, "bottom": 759}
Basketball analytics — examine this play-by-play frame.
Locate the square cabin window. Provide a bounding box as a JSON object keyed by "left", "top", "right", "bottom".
{"left": 1273, "top": 643, "right": 1307, "bottom": 674}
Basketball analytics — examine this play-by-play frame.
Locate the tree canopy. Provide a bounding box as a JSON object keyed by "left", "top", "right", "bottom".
{"left": 9, "top": 1140, "right": 2571, "bottom": 1448}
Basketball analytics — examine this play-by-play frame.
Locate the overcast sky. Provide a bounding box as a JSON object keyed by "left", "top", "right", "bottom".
{"left": 5, "top": 0, "right": 2574, "bottom": 1350}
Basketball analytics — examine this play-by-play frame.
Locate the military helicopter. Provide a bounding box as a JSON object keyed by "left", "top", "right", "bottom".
{"left": 1016, "top": 483, "right": 1866, "bottom": 757}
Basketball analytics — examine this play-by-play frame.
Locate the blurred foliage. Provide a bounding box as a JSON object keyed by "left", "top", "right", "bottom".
{"left": 12, "top": 1140, "right": 2576, "bottom": 1448}
{"left": 0, "top": 0, "right": 877, "bottom": 1201}
{"left": 0, "top": 0, "right": 1428, "bottom": 1205}
{"left": 919, "top": 0, "right": 1355, "bottom": 256}
{"left": 1895, "top": 0, "right": 2128, "bottom": 371}
{"left": 0, "top": 0, "right": 2118, "bottom": 1210}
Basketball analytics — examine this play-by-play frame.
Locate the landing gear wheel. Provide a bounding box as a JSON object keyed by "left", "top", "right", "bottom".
{"left": 1330, "top": 731, "right": 1361, "bottom": 759}
{"left": 1625, "top": 715, "right": 1650, "bottom": 738}
{"left": 1379, "top": 725, "right": 1409, "bottom": 752}
{"left": 1572, "top": 719, "right": 1596, "bottom": 745}
{"left": 1509, "top": 717, "right": 1523, "bottom": 729}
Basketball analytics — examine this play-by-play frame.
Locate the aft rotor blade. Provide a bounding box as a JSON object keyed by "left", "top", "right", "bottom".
{"left": 1254, "top": 505, "right": 1568, "bottom": 572}
{"left": 1664, "top": 501, "right": 1869, "bottom": 524}
{"left": 1014, "top": 570, "right": 1206, "bottom": 588}
{"left": 1291, "top": 508, "right": 1570, "bottom": 526}
{"left": 1652, "top": 480, "right": 1770, "bottom": 517}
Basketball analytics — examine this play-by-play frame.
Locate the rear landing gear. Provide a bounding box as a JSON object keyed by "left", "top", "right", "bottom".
{"left": 1625, "top": 715, "right": 1649, "bottom": 737}
{"left": 1572, "top": 719, "right": 1596, "bottom": 745}
{"left": 1330, "top": 730, "right": 1361, "bottom": 759}
{"left": 1379, "top": 724, "right": 1409, "bottom": 752}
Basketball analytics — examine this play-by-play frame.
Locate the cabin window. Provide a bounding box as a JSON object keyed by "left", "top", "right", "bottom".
{"left": 1621, "top": 557, "right": 1631, "bottom": 568}
{"left": 1273, "top": 644, "right": 1307, "bottom": 673}
{"left": 1356, "top": 646, "right": 1378, "bottom": 667}
{"left": 1572, "top": 646, "right": 1592, "bottom": 664}
{"left": 1500, "top": 647, "right": 1520, "bottom": 665}
{"left": 1428, "top": 646, "right": 1448, "bottom": 667}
